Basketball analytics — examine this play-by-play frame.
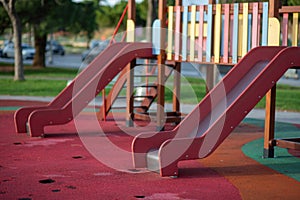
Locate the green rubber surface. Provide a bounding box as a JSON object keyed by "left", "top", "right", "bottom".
{"left": 242, "top": 118, "right": 300, "bottom": 182}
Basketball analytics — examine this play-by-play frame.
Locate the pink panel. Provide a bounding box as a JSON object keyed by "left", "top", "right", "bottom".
{"left": 281, "top": 13, "right": 289, "bottom": 46}
{"left": 229, "top": 15, "right": 233, "bottom": 57}
{"left": 257, "top": 14, "right": 261, "bottom": 46}
{"left": 198, "top": 5, "right": 204, "bottom": 62}
{"left": 175, "top": 6, "right": 181, "bottom": 60}
{"left": 252, "top": 3, "right": 259, "bottom": 48}
{"left": 223, "top": 4, "right": 230, "bottom": 63}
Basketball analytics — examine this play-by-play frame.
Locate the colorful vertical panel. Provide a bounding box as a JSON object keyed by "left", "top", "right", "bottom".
{"left": 232, "top": 3, "right": 239, "bottom": 64}
{"left": 257, "top": 12, "right": 261, "bottom": 46}
{"left": 268, "top": 17, "right": 280, "bottom": 46}
{"left": 174, "top": 6, "right": 181, "bottom": 61}
{"left": 242, "top": 3, "right": 248, "bottom": 57}
{"left": 281, "top": 13, "right": 289, "bottom": 46}
{"left": 182, "top": 6, "right": 188, "bottom": 61}
{"left": 261, "top": 2, "right": 269, "bottom": 46}
{"left": 214, "top": 4, "right": 222, "bottom": 63}
{"left": 206, "top": 4, "right": 213, "bottom": 62}
{"left": 189, "top": 5, "right": 196, "bottom": 61}
{"left": 251, "top": 3, "right": 259, "bottom": 48}
{"left": 167, "top": 6, "right": 174, "bottom": 60}
{"left": 152, "top": 19, "right": 161, "bottom": 55}
{"left": 247, "top": 13, "right": 252, "bottom": 51}
{"left": 223, "top": 4, "right": 230, "bottom": 63}
{"left": 198, "top": 5, "right": 204, "bottom": 62}
{"left": 292, "top": 13, "right": 299, "bottom": 46}
{"left": 126, "top": 19, "right": 135, "bottom": 42}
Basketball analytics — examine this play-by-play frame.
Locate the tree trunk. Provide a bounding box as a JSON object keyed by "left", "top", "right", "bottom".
{"left": 0, "top": 0, "right": 25, "bottom": 81}
{"left": 32, "top": 26, "right": 47, "bottom": 68}
{"left": 146, "top": 0, "right": 157, "bottom": 42}
{"left": 146, "top": 0, "right": 153, "bottom": 42}
{"left": 12, "top": 12, "right": 24, "bottom": 80}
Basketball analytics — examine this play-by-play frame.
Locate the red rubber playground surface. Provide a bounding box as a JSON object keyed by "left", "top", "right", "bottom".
{"left": 1, "top": 100, "right": 300, "bottom": 199}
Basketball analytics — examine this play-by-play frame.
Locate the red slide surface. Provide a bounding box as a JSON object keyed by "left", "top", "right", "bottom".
{"left": 14, "top": 42, "right": 153, "bottom": 137}
{"left": 132, "top": 46, "right": 300, "bottom": 177}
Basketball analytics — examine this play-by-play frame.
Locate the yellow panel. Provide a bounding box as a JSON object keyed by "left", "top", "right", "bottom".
{"left": 203, "top": 23, "right": 207, "bottom": 37}
{"left": 126, "top": 19, "right": 135, "bottom": 42}
{"left": 292, "top": 13, "right": 299, "bottom": 46}
{"left": 268, "top": 17, "right": 280, "bottom": 46}
{"left": 238, "top": 14, "right": 243, "bottom": 57}
{"left": 167, "top": 6, "right": 174, "bottom": 60}
{"left": 188, "top": 23, "right": 200, "bottom": 37}
{"left": 214, "top": 4, "right": 221, "bottom": 63}
{"left": 190, "top": 5, "right": 196, "bottom": 61}
{"left": 195, "top": 23, "right": 199, "bottom": 37}
{"left": 242, "top": 3, "right": 248, "bottom": 57}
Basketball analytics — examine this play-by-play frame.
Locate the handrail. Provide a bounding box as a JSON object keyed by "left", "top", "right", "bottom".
{"left": 279, "top": 6, "right": 300, "bottom": 13}
{"left": 102, "top": 4, "right": 129, "bottom": 121}
{"left": 109, "top": 4, "right": 129, "bottom": 45}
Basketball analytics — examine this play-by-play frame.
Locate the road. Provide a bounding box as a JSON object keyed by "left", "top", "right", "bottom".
{"left": 1, "top": 53, "right": 299, "bottom": 87}
{"left": 0, "top": 53, "right": 83, "bottom": 69}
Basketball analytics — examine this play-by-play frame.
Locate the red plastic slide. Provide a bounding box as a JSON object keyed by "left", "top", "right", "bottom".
{"left": 14, "top": 42, "right": 153, "bottom": 137}
{"left": 132, "top": 46, "right": 300, "bottom": 177}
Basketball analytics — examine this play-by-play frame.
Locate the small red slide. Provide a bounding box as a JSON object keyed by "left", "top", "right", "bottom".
{"left": 132, "top": 46, "right": 300, "bottom": 177}
{"left": 14, "top": 42, "right": 153, "bottom": 137}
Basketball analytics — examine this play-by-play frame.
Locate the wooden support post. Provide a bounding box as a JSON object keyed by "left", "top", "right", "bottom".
{"left": 268, "top": 0, "right": 279, "bottom": 19}
{"left": 126, "top": 0, "right": 136, "bottom": 127}
{"left": 173, "top": 62, "right": 181, "bottom": 114}
{"left": 157, "top": 0, "right": 167, "bottom": 131}
{"left": 206, "top": 0, "right": 216, "bottom": 93}
{"left": 263, "top": 0, "right": 279, "bottom": 158}
{"left": 126, "top": 60, "right": 135, "bottom": 127}
{"left": 102, "top": 88, "right": 107, "bottom": 121}
{"left": 206, "top": 64, "right": 217, "bottom": 92}
{"left": 157, "top": 59, "right": 165, "bottom": 131}
{"left": 128, "top": 0, "right": 136, "bottom": 20}
{"left": 264, "top": 87, "right": 276, "bottom": 158}
{"left": 173, "top": 0, "right": 182, "bottom": 118}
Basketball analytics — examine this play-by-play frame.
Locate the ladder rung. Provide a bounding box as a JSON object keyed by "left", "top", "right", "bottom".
{"left": 111, "top": 106, "right": 126, "bottom": 110}
{"left": 134, "top": 74, "right": 157, "bottom": 77}
{"left": 135, "top": 63, "right": 158, "bottom": 67}
{"left": 116, "top": 96, "right": 126, "bottom": 99}
{"left": 134, "top": 84, "right": 157, "bottom": 88}
{"left": 134, "top": 106, "right": 148, "bottom": 110}
{"left": 111, "top": 106, "right": 148, "bottom": 110}
{"left": 133, "top": 95, "right": 154, "bottom": 99}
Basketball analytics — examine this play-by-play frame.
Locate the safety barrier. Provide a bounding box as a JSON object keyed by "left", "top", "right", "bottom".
{"left": 152, "top": 2, "right": 299, "bottom": 65}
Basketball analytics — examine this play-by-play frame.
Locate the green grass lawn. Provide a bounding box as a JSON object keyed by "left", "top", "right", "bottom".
{"left": 1, "top": 64, "right": 299, "bottom": 112}
{"left": 0, "top": 79, "right": 68, "bottom": 96}
{"left": 0, "top": 64, "right": 78, "bottom": 79}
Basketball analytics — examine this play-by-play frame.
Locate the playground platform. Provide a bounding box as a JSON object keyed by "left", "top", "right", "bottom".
{"left": 1, "top": 99, "right": 300, "bottom": 199}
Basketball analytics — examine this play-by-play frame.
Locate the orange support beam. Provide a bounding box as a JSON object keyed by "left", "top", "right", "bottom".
{"left": 126, "top": 0, "right": 136, "bottom": 127}
{"left": 157, "top": 0, "right": 167, "bottom": 130}
{"left": 173, "top": 0, "right": 182, "bottom": 117}
{"left": 263, "top": 0, "right": 279, "bottom": 158}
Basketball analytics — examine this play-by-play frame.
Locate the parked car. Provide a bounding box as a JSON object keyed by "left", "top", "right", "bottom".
{"left": 46, "top": 40, "right": 65, "bottom": 56}
{"left": 89, "top": 39, "right": 101, "bottom": 49}
{"left": 81, "top": 40, "right": 109, "bottom": 63}
{"left": 2, "top": 43, "right": 35, "bottom": 59}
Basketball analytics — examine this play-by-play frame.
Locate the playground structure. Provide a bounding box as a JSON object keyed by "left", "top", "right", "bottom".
{"left": 14, "top": 0, "right": 299, "bottom": 177}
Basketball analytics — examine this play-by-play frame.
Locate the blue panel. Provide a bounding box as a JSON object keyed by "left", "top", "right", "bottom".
{"left": 205, "top": 4, "right": 212, "bottom": 62}
{"left": 232, "top": 3, "right": 239, "bottom": 64}
{"left": 248, "top": 14, "right": 252, "bottom": 51}
{"left": 196, "top": 11, "right": 200, "bottom": 21}
{"left": 220, "top": 14, "right": 225, "bottom": 56}
{"left": 182, "top": 0, "right": 209, "bottom": 6}
{"left": 152, "top": 19, "right": 161, "bottom": 55}
{"left": 182, "top": 6, "right": 188, "bottom": 61}
{"left": 261, "top": 2, "right": 269, "bottom": 46}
